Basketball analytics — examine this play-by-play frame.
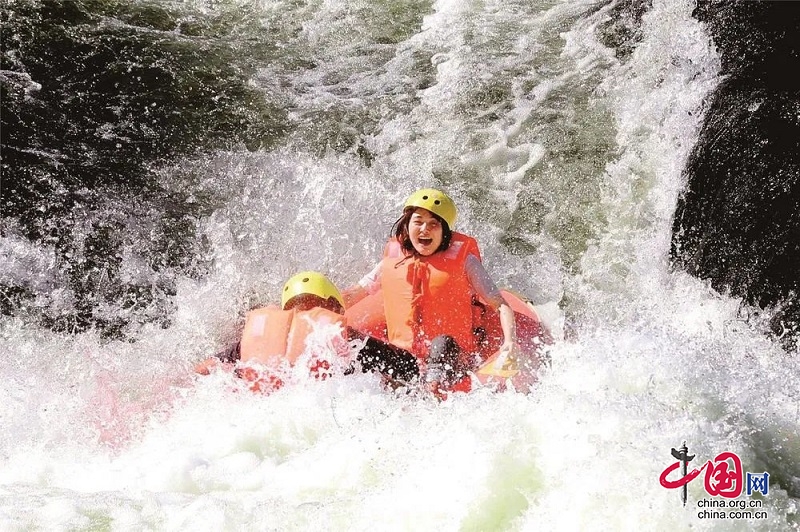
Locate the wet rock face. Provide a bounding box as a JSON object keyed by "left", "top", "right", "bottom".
{"left": 0, "top": 1, "right": 286, "bottom": 337}
{"left": 671, "top": 1, "right": 800, "bottom": 351}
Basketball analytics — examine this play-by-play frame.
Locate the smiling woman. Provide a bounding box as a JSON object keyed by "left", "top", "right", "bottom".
{"left": 406, "top": 209, "right": 446, "bottom": 255}
{"left": 342, "top": 188, "right": 522, "bottom": 392}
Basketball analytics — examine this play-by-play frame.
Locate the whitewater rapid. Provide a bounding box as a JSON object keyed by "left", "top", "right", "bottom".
{"left": 1, "top": 0, "right": 798, "bottom": 530}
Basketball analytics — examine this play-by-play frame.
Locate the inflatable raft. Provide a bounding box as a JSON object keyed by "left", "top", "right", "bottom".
{"left": 345, "top": 289, "right": 553, "bottom": 393}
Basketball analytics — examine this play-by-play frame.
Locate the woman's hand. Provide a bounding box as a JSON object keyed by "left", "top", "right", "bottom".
{"left": 496, "top": 339, "right": 522, "bottom": 369}
{"left": 496, "top": 301, "right": 520, "bottom": 367}
{"left": 194, "top": 357, "right": 221, "bottom": 375}
{"left": 342, "top": 284, "right": 369, "bottom": 307}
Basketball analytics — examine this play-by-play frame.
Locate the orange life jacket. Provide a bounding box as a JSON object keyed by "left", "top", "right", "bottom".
{"left": 239, "top": 306, "right": 347, "bottom": 382}
{"left": 380, "top": 232, "right": 482, "bottom": 358}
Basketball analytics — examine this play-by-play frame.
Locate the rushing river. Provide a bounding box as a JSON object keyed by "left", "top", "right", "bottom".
{"left": 1, "top": 0, "right": 798, "bottom": 530}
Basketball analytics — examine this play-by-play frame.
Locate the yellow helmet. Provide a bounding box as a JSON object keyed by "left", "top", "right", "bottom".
{"left": 281, "top": 271, "right": 344, "bottom": 310}
{"left": 404, "top": 188, "right": 457, "bottom": 228}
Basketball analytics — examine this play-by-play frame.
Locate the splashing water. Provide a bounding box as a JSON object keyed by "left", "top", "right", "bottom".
{"left": 1, "top": 0, "right": 798, "bottom": 530}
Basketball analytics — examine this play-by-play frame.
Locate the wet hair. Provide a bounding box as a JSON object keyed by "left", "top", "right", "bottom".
{"left": 284, "top": 294, "right": 344, "bottom": 314}
{"left": 391, "top": 207, "right": 452, "bottom": 256}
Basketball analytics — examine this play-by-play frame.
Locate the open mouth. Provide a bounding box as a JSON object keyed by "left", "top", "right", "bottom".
{"left": 418, "top": 237, "right": 433, "bottom": 246}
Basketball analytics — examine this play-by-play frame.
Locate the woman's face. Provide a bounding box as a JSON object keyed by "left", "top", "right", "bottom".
{"left": 408, "top": 208, "right": 443, "bottom": 256}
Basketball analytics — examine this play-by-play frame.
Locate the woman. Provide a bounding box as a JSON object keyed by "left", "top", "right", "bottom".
{"left": 195, "top": 271, "right": 419, "bottom": 391}
{"left": 343, "top": 188, "right": 520, "bottom": 383}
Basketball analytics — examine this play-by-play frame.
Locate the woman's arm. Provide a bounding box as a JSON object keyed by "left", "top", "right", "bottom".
{"left": 465, "top": 255, "right": 520, "bottom": 359}
{"left": 496, "top": 301, "right": 520, "bottom": 360}
{"left": 342, "top": 262, "right": 382, "bottom": 308}
{"left": 194, "top": 341, "right": 241, "bottom": 374}
{"left": 342, "top": 285, "right": 369, "bottom": 308}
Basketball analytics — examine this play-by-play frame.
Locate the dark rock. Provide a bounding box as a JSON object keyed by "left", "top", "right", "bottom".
{"left": 672, "top": 0, "right": 800, "bottom": 351}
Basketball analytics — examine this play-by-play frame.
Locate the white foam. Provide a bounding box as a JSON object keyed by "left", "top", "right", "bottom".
{"left": 2, "top": 0, "right": 798, "bottom": 529}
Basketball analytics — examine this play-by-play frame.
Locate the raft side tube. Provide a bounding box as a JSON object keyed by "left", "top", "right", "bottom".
{"left": 345, "top": 289, "right": 553, "bottom": 366}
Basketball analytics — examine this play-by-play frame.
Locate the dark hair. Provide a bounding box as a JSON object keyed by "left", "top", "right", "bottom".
{"left": 284, "top": 294, "right": 344, "bottom": 315}
{"left": 390, "top": 207, "right": 452, "bottom": 256}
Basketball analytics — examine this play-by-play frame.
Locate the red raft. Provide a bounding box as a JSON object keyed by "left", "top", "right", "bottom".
{"left": 345, "top": 289, "right": 553, "bottom": 394}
